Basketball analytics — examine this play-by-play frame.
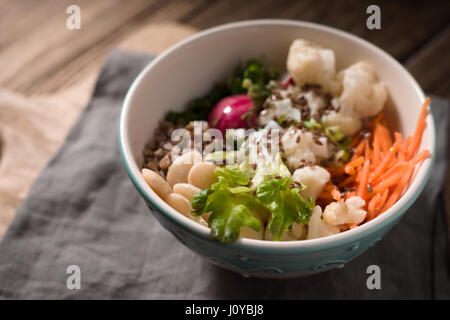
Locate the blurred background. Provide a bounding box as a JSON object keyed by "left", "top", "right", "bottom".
{"left": 0, "top": 0, "right": 449, "bottom": 237}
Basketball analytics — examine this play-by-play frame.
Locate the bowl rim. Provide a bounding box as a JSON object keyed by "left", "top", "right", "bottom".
{"left": 119, "top": 19, "right": 436, "bottom": 251}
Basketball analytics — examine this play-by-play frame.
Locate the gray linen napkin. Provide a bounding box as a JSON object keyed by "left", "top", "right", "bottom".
{"left": 0, "top": 51, "right": 448, "bottom": 299}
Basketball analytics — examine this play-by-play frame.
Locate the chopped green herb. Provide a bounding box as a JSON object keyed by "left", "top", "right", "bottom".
{"left": 165, "top": 59, "right": 279, "bottom": 126}
{"left": 325, "top": 126, "right": 345, "bottom": 142}
{"left": 304, "top": 120, "right": 323, "bottom": 131}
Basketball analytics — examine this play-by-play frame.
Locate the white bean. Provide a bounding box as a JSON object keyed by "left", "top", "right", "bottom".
{"left": 188, "top": 162, "right": 218, "bottom": 190}
{"left": 166, "top": 151, "right": 202, "bottom": 187}
{"left": 166, "top": 192, "right": 209, "bottom": 228}
{"left": 165, "top": 193, "right": 193, "bottom": 217}
{"left": 142, "top": 168, "right": 172, "bottom": 200}
{"left": 173, "top": 183, "right": 201, "bottom": 200}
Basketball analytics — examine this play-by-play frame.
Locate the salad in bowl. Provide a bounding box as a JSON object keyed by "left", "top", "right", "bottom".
{"left": 140, "top": 38, "right": 431, "bottom": 244}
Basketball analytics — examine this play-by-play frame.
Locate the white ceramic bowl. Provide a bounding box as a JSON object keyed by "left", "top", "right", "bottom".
{"left": 119, "top": 20, "right": 435, "bottom": 278}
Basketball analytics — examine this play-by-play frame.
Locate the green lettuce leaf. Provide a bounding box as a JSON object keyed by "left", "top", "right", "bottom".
{"left": 215, "top": 165, "right": 249, "bottom": 185}
{"left": 251, "top": 153, "right": 291, "bottom": 187}
{"left": 207, "top": 192, "right": 263, "bottom": 243}
{"left": 190, "top": 157, "right": 314, "bottom": 243}
{"left": 191, "top": 165, "right": 267, "bottom": 243}
{"left": 256, "top": 177, "right": 314, "bottom": 241}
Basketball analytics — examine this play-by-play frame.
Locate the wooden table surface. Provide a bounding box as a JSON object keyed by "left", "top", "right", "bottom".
{"left": 0, "top": 0, "right": 449, "bottom": 237}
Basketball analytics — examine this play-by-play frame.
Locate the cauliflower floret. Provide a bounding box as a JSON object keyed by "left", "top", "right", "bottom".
{"left": 322, "top": 196, "right": 367, "bottom": 225}
{"left": 304, "top": 91, "right": 327, "bottom": 118}
{"left": 321, "top": 97, "right": 362, "bottom": 136}
{"left": 258, "top": 96, "right": 301, "bottom": 126}
{"left": 281, "top": 128, "right": 315, "bottom": 168}
{"left": 308, "top": 135, "right": 329, "bottom": 159}
{"left": 272, "top": 98, "right": 301, "bottom": 122}
{"left": 279, "top": 85, "right": 301, "bottom": 99}
{"left": 281, "top": 127, "right": 330, "bottom": 170}
{"left": 258, "top": 108, "right": 275, "bottom": 126}
{"left": 322, "top": 110, "right": 362, "bottom": 136}
{"left": 338, "top": 62, "right": 388, "bottom": 118}
{"left": 307, "top": 206, "right": 341, "bottom": 239}
{"left": 287, "top": 39, "right": 340, "bottom": 95}
{"left": 292, "top": 166, "right": 330, "bottom": 200}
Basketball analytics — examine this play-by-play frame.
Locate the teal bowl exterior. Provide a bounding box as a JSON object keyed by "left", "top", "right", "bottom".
{"left": 121, "top": 145, "right": 431, "bottom": 278}
{"left": 119, "top": 20, "right": 435, "bottom": 278}
{"left": 142, "top": 195, "right": 395, "bottom": 278}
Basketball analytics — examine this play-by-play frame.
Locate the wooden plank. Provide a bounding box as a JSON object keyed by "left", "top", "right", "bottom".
{"left": 405, "top": 25, "right": 450, "bottom": 98}
{"left": 1, "top": 0, "right": 448, "bottom": 95}
{"left": 0, "top": 0, "right": 66, "bottom": 49}
{"left": 186, "top": 0, "right": 450, "bottom": 62}
{"left": 0, "top": 0, "right": 205, "bottom": 94}
{"left": 27, "top": 0, "right": 208, "bottom": 94}
{"left": 0, "top": 0, "right": 162, "bottom": 92}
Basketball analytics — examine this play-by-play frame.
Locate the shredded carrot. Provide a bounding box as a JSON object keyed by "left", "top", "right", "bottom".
{"left": 357, "top": 159, "right": 371, "bottom": 199}
{"left": 345, "top": 156, "right": 365, "bottom": 169}
{"left": 368, "top": 189, "right": 390, "bottom": 221}
{"left": 372, "top": 162, "right": 410, "bottom": 184}
{"left": 376, "top": 123, "right": 392, "bottom": 153}
{"left": 318, "top": 191, "right": 334, "bottom": 201}
{"left": 394, "top": 132, "right": 403, "bottom": 145}
{"left": 410, "top": 149, "right": 431, "bottom": 165}
{"left": 345, "top": 166, "right": 356, "bottom": 176}
{"left": 369, "top": 142, "right": 400, "bottom": 183}
{"left": 367, "top": 193, "right": 383, "bottom": 221}
{"left": 322, "top": 97, "right": 431, "bottom": 226}
{"left": 372, "top": 131, "right": 381, "bottom": 166}
{"left": 338, "top": 175, "right": 355, "bottom": 188}
{"left": 364, "top": 139, "right": 371, "bottom": 159}
{"left": 371, "top": 166, "right": 409, "bottom": 194}
{"left": 407, "top": 97, "right": 430, "bottom": 160}
{"left": 369, "top": 112, "right": 384, "bottom": 129}
{"left": 353, "top": 139, "right": 366, "bottom": 158}
{"left": 331, "top": 187, "right": 341, "bottom": 201}
{"left": 326, "top": 166, "right": 345, "bottom": 176}
{"left": 381, "top": 166, "right": 415, "bottom": 213}
{"left": 349, "top": 133, "right": 361, "bottom": 148}
{"left": 344, "top": 191, "right": 357, "bottom": 200}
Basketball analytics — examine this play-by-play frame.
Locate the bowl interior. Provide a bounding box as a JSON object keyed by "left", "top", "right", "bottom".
{"left": 120, "top": 20, "right": 435, "bottom": 248}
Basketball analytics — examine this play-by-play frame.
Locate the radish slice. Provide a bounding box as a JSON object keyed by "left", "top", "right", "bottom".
{"left": 208, "top": 94, "right": 257, "bottom": 134}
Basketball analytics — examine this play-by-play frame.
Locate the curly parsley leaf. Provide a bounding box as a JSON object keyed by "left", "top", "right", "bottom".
{"left": 165, "top": 83, "right": 230, "bottom": 125}
{"left": 166, "top": 59, "right": 280, "bottom": 126}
